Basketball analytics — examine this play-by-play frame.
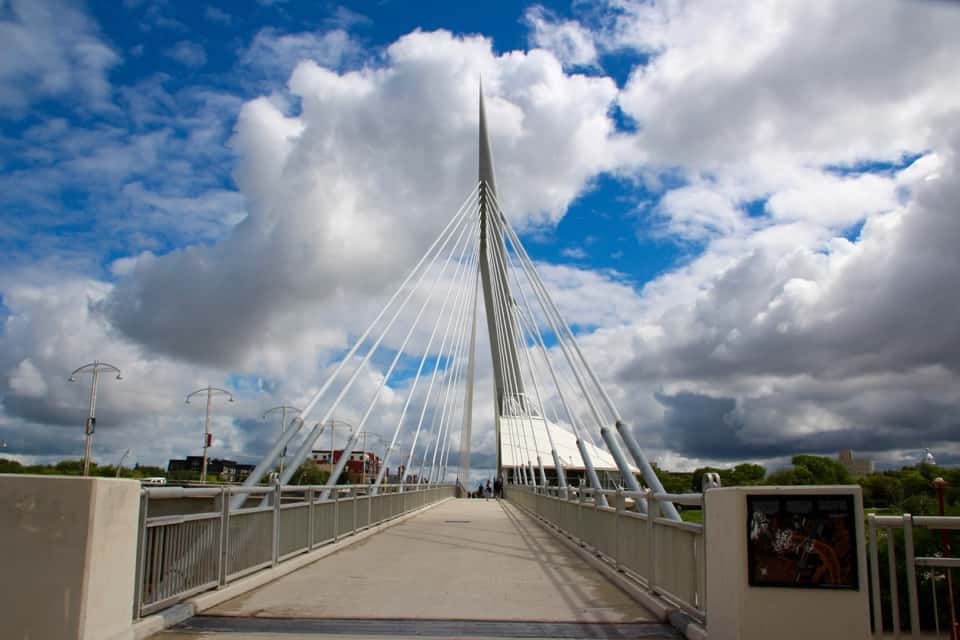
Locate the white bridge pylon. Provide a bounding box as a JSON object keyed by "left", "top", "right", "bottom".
{"left": 237, "top": 86, "right": 679, "bottom": 520}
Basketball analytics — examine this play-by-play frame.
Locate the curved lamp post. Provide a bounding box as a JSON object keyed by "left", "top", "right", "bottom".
{"left": 186, "top": 386, "right": 234, "bottom": 483}
{"left": 115, "top": 448, "right": 133, "bottom": 478}
{"left": 69, "top": 360, "right": 122, "bottom": 476}
{"left": 355, "top": 432, "right": 389, "bottom": 485}
{"left": 263, "top": 405, "right": 301, "bottom": 474}
{"left": 319, "top": 419, "right": 353, "bottom": 474}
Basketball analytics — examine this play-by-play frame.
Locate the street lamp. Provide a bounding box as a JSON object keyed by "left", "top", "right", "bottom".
{"left": 69, "top": 360, "right": 122, "bottom": 476}
{"left": 115, "top": 448, "right": 133, "bottom": 478}
{"left": 318, "top": 419, "right": 353, "bottom": 473}
{"left": 263, "top": 405, "right": 301, "bottom": 474}
{"left": 186, "top": 386, "right": 234, "bottom": 483}
{"left": 355, "top": 432, "right": 388, "bottom": 485}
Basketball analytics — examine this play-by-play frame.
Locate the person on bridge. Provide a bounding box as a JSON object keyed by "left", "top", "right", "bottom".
{"left": 494, "top": 476, "right": 503, "bottom": 498}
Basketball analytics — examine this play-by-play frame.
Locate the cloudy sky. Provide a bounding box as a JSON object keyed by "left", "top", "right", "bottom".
{"left": 2, "top": 0, "right": 959, "bottom": 477}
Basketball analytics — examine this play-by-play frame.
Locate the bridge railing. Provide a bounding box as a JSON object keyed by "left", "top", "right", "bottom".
{"left": 134, "top": 483, "right": 454, "bottom": 618}
{"left": 507, "top": 484, "right": 706, "bottom": 622}
{"left": 867, "top": 512, "right": 960, "bottom": 637}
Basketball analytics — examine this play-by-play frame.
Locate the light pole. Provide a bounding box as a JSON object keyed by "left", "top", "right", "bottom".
{"left": 355, "top": 432, "right": 388, "bottom": 484}
{"left": 69, "top": 360, "right": 122, "bottom": 476}
{"left": 263, "top": 405, "right": 301, "bottom": 474}
{"left": 320, "top": 420, "right": 353, "bottom": 474}
{"left": 115, "top": 449, "right": 132, "bottom": 478}
{"left": 186, "top": 386, "right": 234, "bottom": 483}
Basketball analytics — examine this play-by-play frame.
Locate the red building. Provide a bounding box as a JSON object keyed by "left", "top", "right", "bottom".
{"left": 310, "top": 449, "right": 381, "bottom": 479}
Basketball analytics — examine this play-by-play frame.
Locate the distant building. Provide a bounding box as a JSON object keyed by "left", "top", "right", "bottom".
{"left": 167, "top": 456, "right": 255, "bottom": 482}
{"left": 310, "top": 449, "right": 381, "bottom": 480}
{"left": 838, "top": 449, "right": 874, "bottom": 476}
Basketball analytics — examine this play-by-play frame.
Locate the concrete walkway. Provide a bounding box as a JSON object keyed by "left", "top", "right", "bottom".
{"left": 156, "top": 499, "right": 675, "bottom": 639}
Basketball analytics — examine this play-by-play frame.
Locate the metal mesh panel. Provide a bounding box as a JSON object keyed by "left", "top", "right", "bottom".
{"left": 337, "top": 498, "right": 357, "bottom": 537}
{"left": 312, "top": 500, "right": 336, "bottom": 544}
{"left": 135, "top": 485, "right": 452, "bottom": 618}
{"left": 226, "top": 507, "right": 273, "bottom": 578}
{"left": 140, "top": 514, "right": 220, "bottom": 614}
{"left": 279, "top": 503, "right": 310, "bottom": 558}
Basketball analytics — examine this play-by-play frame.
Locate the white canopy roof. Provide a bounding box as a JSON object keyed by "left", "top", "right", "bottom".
{"left": 499, "top": 415, "right": 637, "bottom": 472}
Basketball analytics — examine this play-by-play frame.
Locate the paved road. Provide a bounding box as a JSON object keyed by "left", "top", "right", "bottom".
{"left": 155, "top": 499, "right": 676, "bottom": 639}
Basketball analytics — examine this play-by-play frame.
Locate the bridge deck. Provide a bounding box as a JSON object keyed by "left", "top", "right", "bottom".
{"left": 157, "top": 499, "right": 675, "bottom": 638}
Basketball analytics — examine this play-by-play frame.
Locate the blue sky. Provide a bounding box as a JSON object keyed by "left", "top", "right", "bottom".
{"left": 2, "top": 0, "right": 959, "bottom": 475}
{"left": 1, "top": 1, "right": 668, "bottom": 288}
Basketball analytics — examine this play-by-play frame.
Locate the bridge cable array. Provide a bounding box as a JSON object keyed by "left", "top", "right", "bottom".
{"left": 236, "top": 178, "right": 677, "bottom": 520}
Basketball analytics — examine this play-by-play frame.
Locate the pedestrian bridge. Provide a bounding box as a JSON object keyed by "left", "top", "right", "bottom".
{"left": 155, "top": 497, "right": 678, "bottom": 639}
{"left": 127, "top": 481, "right": 697, "bottom": 639}
{"left": 2, "top": 87, "right": 955, "bottom": 640}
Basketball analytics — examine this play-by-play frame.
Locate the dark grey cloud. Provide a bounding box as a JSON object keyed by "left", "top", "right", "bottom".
{"left": 607, "top": 125, "right": 960, "bottom": 465}
{"left": 657, "top": 389, "right": 960, "bottom": 462}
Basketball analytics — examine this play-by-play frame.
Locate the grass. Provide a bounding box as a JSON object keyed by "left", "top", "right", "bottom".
{"left": 679, "top": 508, "right": 703, "bottom": 524}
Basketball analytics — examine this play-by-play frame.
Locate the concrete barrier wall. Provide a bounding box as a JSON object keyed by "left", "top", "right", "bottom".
{"left": 0, "top": 475, "right": 140, "bottom": 640}
{"left": 705, "top": 485, "right": 870, "bottom": 640}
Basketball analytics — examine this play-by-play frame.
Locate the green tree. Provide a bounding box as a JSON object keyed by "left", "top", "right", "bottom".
{"left": 132, "top": 465, "right": 168, "bottom": 478}
{"left": 764, "top": 466, "right": 815, "bottom": 485}
{"left": 652, "top": 465, "right": 693, "bottom": 493}
{"left": 292, "top": 461, "right": 330, "bottom": 485}
{"left": 53, "top": 459, "right": 87, "bottom": 475}
{"left": 167, "top": 469, "right": 200, "bottom": 482}
{"left": 0, "top": 458, "right": 24, "bottom": 474}
{"left": 859, "top": 473, "right": 903, "bottom": 509}
{"left": 726, "top": 463, "right": 766, "bottom": 486}
{"left": 791, "top": 454, "right": 852, "bottom": 484}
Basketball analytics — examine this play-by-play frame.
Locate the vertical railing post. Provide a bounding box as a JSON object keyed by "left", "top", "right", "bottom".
{"left": 577, "top": 485, "right": 584, "bottom": 544}
{"left": 368, "top": 487, "right": 373, "bottom": 528}
{"left": 868, "top": 515, "right": 883, "bottom": 636}
{"left": 133, "top": 490, "right": 149, "bottom": 619}
{"left": 700, "top": 491, "right": 707, "bottom": 616}
{"left": 615, "top": 489, "right": 624, "bottom": 571}
{"left": 353, "top": 487, "right": 359, "bottom": 534}
{"left": 307, "top": 487, "right": 315, "bottom": 551}
{"left": 647, "top": 489, "right": 657, "bottom": 593}
{"left": 333, "top": 489, "right": 340, "bottom": 542}
{"left": 218, "top": 486, "right": 229, "bottom": 586}
{"left": 272, "top": 483, "right": 281, "bottom": 566}
{"left": 887, "top": 525, "right": 901, "bottom": 638}
{"left": 902, "top": 514, "right": 920, "bottom": 638}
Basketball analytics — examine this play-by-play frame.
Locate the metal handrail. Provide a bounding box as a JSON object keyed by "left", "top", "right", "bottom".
{"left": 507, "top": 483, "right": 706, "bottom": 621}
{"left": 867, "top": 512, "right": 960, "bottom": 637}
{"left": 134, "top": 483, "right": 455, "bottom": 618}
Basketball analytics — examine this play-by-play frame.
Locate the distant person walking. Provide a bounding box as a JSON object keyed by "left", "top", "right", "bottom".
{"left": 494, "top": 476, "right": 503, "bottom": 498}
{"left": 477, "top": 481, "right": 484, "bottom": 499}
{"left": 484, "top": 480, "right": 492, "bottom": 500}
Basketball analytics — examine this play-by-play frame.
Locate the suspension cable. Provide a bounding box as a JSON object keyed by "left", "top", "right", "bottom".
{"left": 371, "top": 208, "right": 481, "bottom": 493}
{"left": 485, "top": 211, "right": 536, "bottom": 485}
{"left": 314, "top": 207, "right": 480, "bottom": 493}
{"left": 427, "top": 242, "right": 477, "bottom": 483}
{"left": 281, "top": 192, "right": 480, "bottom": 489}
{"left": 411, "top": 228, "right": 480, "bottom": 486}
{"left": 487, "top": 195, "right": 607, "bottom": 504}
{"left": 234, "top": 186, "right": 480, "bottom": 506}
{"left": 489, "top": 224, "right": 537, "bottom": 485}
{"left": 483, "top": 198, "right": 554, "bottom": 486}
